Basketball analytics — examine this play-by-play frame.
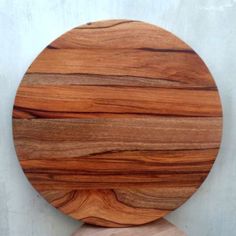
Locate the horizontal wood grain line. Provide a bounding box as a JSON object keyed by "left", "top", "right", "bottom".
{"left": 21, "top": 73, "right": 216, "bottom": 89}
{"left": 18, "top": 148, "right": 218, "bottom": 161}
{"left": 20, "top": 149, "right": 217, "bottom": 172}
{"left": 14, "top": 85, "right": 222, "bottom": 116}
{"left": 13, "top": 117, "right": 222, "bottom": 159}
{"left": 23, "top": 169, "right": 211, "bottom": 176}
{"left": 21, "top": 164, "right": 214, "bottom": 173}
{"left": 13, "top": 107, "right": 222, "bottom": 119}
{"left": 27, "top": 48, "right": 211, "bottom": 82}
{"left": 23, "top": 168, "right": 213, "bottom": 176}
{"left": 138, "top": 47, "right": 194, "bottom": 53}
{"left": 21, "top": 156, "right": 213, "bottom": 180}
{"left": 22, "top": 153, "right": 215, "bottom": 173}
{"left": 51, "top": 20, "right": 191, "bottom": 50}
{"left": 48, "top": 46, "right": 194, "bottom": 54}
{"left": 15, "top": 140, "right": 221, "bottom": 160}
{"left": 26, "top": 172, "right": 208, "bottom": 190}
{"left": 36, "top": 183, "right": 202, "bottom": 190}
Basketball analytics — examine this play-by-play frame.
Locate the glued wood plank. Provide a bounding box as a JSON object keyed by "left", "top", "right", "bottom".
{"left": 27, "top": 48, "right": 212, "bottom": 83}
{"left": 14, "top": 85, "right": 221, "bottom": 117}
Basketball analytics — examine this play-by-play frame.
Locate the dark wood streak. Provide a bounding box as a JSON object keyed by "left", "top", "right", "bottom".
{"left": 75, "top": 20, "right": 137, "bottom": 30}
{"left": 13, "top": 107, "right": 221, "bottom": 120}
{"left": 138, "top": 47, "right": 195, "bottom": 54}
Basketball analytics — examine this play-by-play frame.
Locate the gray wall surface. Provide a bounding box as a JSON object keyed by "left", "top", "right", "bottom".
{"left": 0, "top": 0, "right": 236, "bottom": 235}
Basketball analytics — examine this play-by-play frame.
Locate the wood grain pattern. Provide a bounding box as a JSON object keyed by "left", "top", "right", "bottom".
{"left": 13, "top": 20, "right": 222, "bottom": 227}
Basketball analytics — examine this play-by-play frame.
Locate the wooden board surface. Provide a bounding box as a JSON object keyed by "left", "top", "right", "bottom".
{"left": 13, "top": 20, "right": 222, "bottom": 227}
{"left": 72, "top": 219, "right": 186, "bottom": 236}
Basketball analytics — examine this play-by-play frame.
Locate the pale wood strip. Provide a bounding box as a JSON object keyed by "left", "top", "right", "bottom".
{"left": 22, "top": 73, "right": 216, "bottom": 89}
{"left": 72, "top": 218, "right": 186, "bottom": 235}
{"left": 13, "top": 118, "right": 222, "bottom": 160}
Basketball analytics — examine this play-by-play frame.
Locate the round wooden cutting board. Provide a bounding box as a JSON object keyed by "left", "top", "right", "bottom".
{"left": 13, "top": 20, "right": 222, "bottom": 227}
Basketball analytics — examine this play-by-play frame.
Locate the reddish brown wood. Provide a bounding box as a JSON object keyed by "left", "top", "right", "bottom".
{"left": 12, "top": 20, "right": 222, "bottom": 227}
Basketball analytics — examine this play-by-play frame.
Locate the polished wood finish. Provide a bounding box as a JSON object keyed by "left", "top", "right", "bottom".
{"left": 72, "top": 219, "right": 186, "bottom": 236}
{"left": 13, "top": 20, "right": 222, "bottom": 227}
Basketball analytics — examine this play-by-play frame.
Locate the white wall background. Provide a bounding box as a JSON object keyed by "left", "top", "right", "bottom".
{"left": 0, "top": 0, "right": 236, "bottom": 235}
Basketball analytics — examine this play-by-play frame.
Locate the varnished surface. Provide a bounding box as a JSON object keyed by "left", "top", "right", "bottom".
{"left": 13, "top": 20, "right": 222, "bottom": 227}
{"left": 72, "top": 219, "right": 186, "bottom": 236}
